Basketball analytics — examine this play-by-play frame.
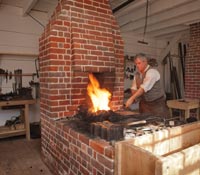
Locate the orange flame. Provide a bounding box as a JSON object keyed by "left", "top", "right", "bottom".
{"left": 87, "top": 73, "right": 111, "bottom": 112}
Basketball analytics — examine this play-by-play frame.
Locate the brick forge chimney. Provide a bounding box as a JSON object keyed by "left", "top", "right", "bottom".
{"left": 39, "top": 0, "right": 124, "bottom": 119}
{"left": 185, "top": 22, "right": 200, "bottom": 99}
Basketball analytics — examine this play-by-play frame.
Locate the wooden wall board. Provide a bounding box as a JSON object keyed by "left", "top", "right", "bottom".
{"left": 155, "top": 143, "right": 200, "bottom": 175}
{"left": 115, "top": 121, "right": 200, "bottom": 175}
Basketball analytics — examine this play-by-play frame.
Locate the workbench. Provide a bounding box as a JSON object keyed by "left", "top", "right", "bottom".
{"left": 0, "top": 99, "right": 36, "bottom": 140}
{"left": 167, "top": 99, "right": 200, "bottom": 120}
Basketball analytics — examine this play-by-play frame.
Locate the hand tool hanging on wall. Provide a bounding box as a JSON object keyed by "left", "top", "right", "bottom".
{"left": 13, "top": 69, "right": 22, "bottom": 93}
{"left": 0, "top": 68, "right": 6, "bottom": 93}
{"left": 0, "top": 69, "right": 10, "bottom": 83}
{"left": 9, "top": 71, "right": 12, "bottom": 80}
{"left": 0, "top": 71, "right": 35, "bottom": 78}
{"left": 172, "top": 66, "right": 181, "bottom": 99}
{"left": 4, "top": 70, "right": 7, "bottom": 82}
{"left": 168, "top": 53, "right": 181, "bottom": 99}
{"left": 183, "top": 44, "right": 187, "bottom": 61}
{"left": 178, "top": 42, "right": 185, "bottom": 86}
{"left": 183, "top": 43, "right": 187, "bottom": 83}
{"left": 35, "top": 58, "right": 39, "bottom": 78}
{"left": 168, "top": 53, "right": 175, "bottom": 98}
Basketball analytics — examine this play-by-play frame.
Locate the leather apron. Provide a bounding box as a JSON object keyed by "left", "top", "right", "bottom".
{"left": 135, "top": 68, "right": 170, "bottom": 119}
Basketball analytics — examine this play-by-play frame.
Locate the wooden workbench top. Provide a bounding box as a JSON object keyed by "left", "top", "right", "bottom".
{"left": 0, "top": 99, "right": 36, "bottom": 106}
{"left": 167, "top": 98, "right": 199, "bottom": 110}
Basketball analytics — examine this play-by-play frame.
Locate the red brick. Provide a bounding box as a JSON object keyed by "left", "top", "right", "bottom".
{"left": 97, "top": 153, "right": 114, "bottom": 169}
{"left": 79, "top": 134, "right": 90, "bottom": 145}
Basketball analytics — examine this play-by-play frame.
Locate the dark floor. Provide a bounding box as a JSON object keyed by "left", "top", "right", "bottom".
{"left": 0, "top": 136, "right": 52, "bottom": 175}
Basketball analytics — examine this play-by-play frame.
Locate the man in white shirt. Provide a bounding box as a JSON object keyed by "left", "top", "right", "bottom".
{"left": 125, "top": 53, "right": 170, "bottom": 119}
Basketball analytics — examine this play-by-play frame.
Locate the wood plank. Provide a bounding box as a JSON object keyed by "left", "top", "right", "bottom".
{"left": 115, "top": 142, "right": 159, "bottom": 175}
{"left": 0, "top": 124, "right": 26, "bottom": 139}
{"left": 123, "top": 122, "right": 200, "bottom": 155}
{"left": 156, "top": 143, "right": 200, "bottom": 175}
{"left": 0, "top": 128, "right": 26, "bottom": 138}
{"left": 167, "top": 99, "right": 199, "bottom": 110}
{"left": 0, "top": 99, "right": 36, "bottom": 106}
{"left": 115, "top": 122, "right": 200, "bottom": 175}
{"left": 22, "top": 0, "right": 38, "bottom": 16}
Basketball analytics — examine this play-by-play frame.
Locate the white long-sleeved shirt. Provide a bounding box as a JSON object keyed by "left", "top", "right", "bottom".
{"left": 131, "top": 65, "right": 160, "bottom": 92}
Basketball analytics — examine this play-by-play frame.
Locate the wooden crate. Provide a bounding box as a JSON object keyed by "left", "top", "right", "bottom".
{"left": 115, "top": 122, "right": 200, "bottom": 175}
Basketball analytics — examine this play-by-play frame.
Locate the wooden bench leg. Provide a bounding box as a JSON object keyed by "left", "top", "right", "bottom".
{"left": 197, "top": 108, "right": 200, "bottom": 120}
{"left": 169, "top": 108, "right": 173, "bottom": 118}
{"left": 185, "top": 109, "right": 190, "bottom": 120}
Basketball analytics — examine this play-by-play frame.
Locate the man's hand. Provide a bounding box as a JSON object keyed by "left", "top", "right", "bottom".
{"left": 126, "top": 87, "right": 144, "bottom": 108}
{"left": 125, "top": 96, "right": 135, "bottom": 108}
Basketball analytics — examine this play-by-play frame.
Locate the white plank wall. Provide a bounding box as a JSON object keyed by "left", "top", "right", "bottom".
{"left": 0, "top": 4, "right": 47, "bottom": 55}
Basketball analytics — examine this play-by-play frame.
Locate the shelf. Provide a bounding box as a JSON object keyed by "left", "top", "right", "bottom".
{"left": 0, "top": 99, "right": 36, "bottom": 140}
{"left": 0, "top": 124, "right": 25, "bottom": 139}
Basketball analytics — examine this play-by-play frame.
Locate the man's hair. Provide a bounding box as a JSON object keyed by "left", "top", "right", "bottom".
{"left": 134, "top": 53, "right": 149, "bottom": 61}
{"left": 134, "top": 53, "right": 158, "bottom": 67}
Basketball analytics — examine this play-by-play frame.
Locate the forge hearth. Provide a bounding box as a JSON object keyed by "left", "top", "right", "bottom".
{"left": 60, "top": 108, "right": 182, "bottom": 142}
{"left": 42, "top": 109, "right": 186, "bottom": 175}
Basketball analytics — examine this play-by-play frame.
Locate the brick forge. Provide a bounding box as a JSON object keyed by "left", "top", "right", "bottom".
{"left": 39, "top": 0, "right": 124, "bottom": 174}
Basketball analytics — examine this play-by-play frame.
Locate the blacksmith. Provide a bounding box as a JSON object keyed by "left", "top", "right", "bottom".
{"left": 125, "top": 53, "right": 170, "bottom": 119}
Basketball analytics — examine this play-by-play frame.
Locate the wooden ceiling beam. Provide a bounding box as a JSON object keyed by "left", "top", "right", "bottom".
{"left": 120, "top": 0, "right": 200, "bottom": 32}
{"left": 131, "top": 11, "right": 200, "bottom": 34}
{"left": 117, "top": 0, "right": 196, "bottom": 27}
{"left": 22, "top": 0, "right": 38, "bottom": 16}
{"left": 147, "top": 25, "right": 189, "bottom": 38}
{"left": 112, "top": 0, "right": 135, "bottom": 13}
{"left": 113, "top": 0, "right": 147, "bottom": 17}
{"left": 154, "top": 30, "right": 189, "bottom": 40}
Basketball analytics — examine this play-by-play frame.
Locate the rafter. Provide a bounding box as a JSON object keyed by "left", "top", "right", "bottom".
{"left": 22, "top": 0, "right": 38, "bottom": 16}
{"left": 120, "top": 0, "right": 200, "bottom": 32}
{"left": 131, "top": 11, "right": 200, "bottom": 34}
{"left": 117, "top": 0, "right": 196, "bottom": 27}
{"left": 147, "top": 25, "right": 189, "bottom": 38}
